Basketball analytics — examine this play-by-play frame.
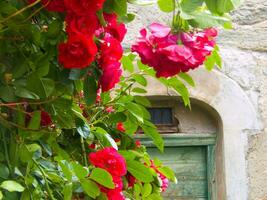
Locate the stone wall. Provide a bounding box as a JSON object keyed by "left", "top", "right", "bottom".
{"left": 124, "top": 1, "right": 267, "bottom": 199}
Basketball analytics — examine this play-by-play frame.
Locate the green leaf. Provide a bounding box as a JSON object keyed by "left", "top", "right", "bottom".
{"left": 69, "top": 68, "right": 89, "bottom": 80}
{"left": 63, "top": 183, "right": 72, "bottom": 200}
{"left": 81, "top": 179, "right": 100, "bottom": 198}
{"left": 20, "top": 144, "right": 42, "bottom": 162}
{"left": 141, "top": 183, "right": 152, "bottom": 197}
{"left": 146, "top": 193, "right": 162, "bottom": 200}
{"left": 217, "top": 0, "right": 238, "bottom": 13}
{"left": 134, "top": 96, "right": 151, "bottom": 107}
{"left": 205, "top": 0, "right": 243, "bottom": 14}
{"left": 127, "top": 160, "right": 154, "bottom": 183}
{"left": 157, "top": 0, "right": 175, "bottom": 12}
{"left": 90, "top": 168, "right": 115, "bottom": 189}
{"left": 84, "top": 76, "right": 97, "bottom": 106}
{"left": 27, "top": 111, "right": 41, "bottom": 130}
{"left": 0, "top": 191, "right": 3, "bottom": 200}
{"left": 72, "top": 162, "right": 88, "bottom": 180}
{"left": 40, "top": 78, "right": 55, "bottom": 97}
{"left": 188, "top": 11, "right": 231, "bottom": 28}
{"left": 108, "top": 112, "right": 127, "bottom": 123}
{"left": 77, "top": 123, "right": 91, "bottom": 139}
{"left": 35, "top": 57, "right": 50, "bottom": 77}
{"left": 125, "top": 102, "right": 144, "bottom": 123}
{"left": 72, "top": 104, "right": 88, "bottom": 124}
{"left": 26, "top": 76, "right": 55, "bottom": 98}
{"left": 157, "top": 166, "right": 177, "bottom": 182}
{"left": 120, "top": 13, "right": 136, "bottom": 23}
{"left": 141, "top": 123, "right": 164, "bottom": 152}
{"left": 122, "top": 55, "right": 134, "bottom": 72}
{"left": 181, "top": 0, "right": 204, "bottom": 13}
{"left": 59, "top": 161, "right": 72, "bottom": 181}
{"left": 0, "top": 86, "right": 17, "bottom": 102}
{"left": 204, "top": 46, "right": 222, "bottom": 70}
{"left": 0, "top": 180, "right": 25, "bottom": 192}
{"left": 119, "top": 150, "right": 136, "bottom": 161}
{"left": 15, "top": 87, "right": 39, "bottom": 99}
{"left": 132, "top": 74, "right": 147, "bottom": 86}
{"left": 168, "top": 77, "right": 190, "bottom": 107}
{"left": 104, "top": 0, "right": 127, "bottom": 16}
{"left": 20, "top": 190, "right": 31, "bottom": 200}
{"left": 132, "top": 87, "right": 147, "bottom": 94}
{"left": 178, "top": 73, "right": 195, "bottom": 87}
{"left": 47, "top": 20, "right": 63, "bottom": 38}
{"left": 0, "top": 164, "right": 9, "bottom": 179}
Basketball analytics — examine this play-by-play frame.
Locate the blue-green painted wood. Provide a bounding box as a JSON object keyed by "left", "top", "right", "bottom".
{"left": 147, "top": 146, "right": 208, "bottom": 200}
{"left": 136, "top": 134, "right": 216, "bottom": 147}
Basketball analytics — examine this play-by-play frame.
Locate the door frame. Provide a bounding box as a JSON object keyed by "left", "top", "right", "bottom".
{"left": 137, "top": 133, "right": 217, "bottom": 200}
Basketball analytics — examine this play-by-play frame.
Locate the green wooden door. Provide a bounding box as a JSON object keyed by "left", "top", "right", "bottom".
{"left": 147, "top": 146, "right": 208, "bottom": 200}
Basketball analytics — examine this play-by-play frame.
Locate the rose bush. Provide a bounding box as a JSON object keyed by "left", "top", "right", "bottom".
{"left": 0, "top": 0, "right": 242, "bottom": 199}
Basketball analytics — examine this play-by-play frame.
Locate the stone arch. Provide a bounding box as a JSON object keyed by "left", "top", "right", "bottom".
{"left": 146, "top": 68, "right": 261, "bottom": 200}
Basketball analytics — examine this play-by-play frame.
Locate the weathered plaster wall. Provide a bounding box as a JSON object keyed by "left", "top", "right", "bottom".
{"left": 125, "top": 0, "right": 267, "bottom": 199}
{"left": 221, "top": 1, "right": 267, "bottom": 199}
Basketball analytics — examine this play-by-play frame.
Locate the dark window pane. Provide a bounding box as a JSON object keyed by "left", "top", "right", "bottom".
{"left": 148, "top": 108, "right": 173, "bottom": 125}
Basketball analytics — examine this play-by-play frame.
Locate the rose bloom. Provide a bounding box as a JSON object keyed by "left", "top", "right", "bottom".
{"left": 135, "top": 140, "right": 141, "bottom": 148}
{"left": 132, "top": 23, "right": 217, "bottom": 78}
{"left": 104, "top": 13, "right": 127, "bottom": 42}
{"left": 28, "top": 0, "right": 66, "bottom": 12}
{"left": 64, "top": 0, "right": 105, "bottom": 15}
{"left": 66, "top": 14, "right": 99, "bottom": 37}
{"left": 89, "top": 147, "right": 127, "bottom": 177}
{"left": 100, "top": 176, "right": 125, "bottom": 200}
{"left": 98, "top": 34, "right": 123, "bottom": 70}
{"left": 58, "top": 33, "right": 97, "bottom": 69}
{"left": 116, "top": 122, "right": 125, "bottom": 132}
{"left": 40, "top": 110, "right": 52, "bottom": 126}
{"left": 105, "top": 106, "right": 115, "bottom": 113}
{"left": 99, "top": 62, "right": 122, "bottom": 92}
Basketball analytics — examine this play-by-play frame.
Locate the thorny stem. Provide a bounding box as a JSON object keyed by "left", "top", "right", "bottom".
{"left": 32, "top": 158, "right": 56, "bottom": 200}
{"left": 1, "top": 130, "right": 12, "bottom": 173}
{"left": 0, "top": 96, "right": 59, "bottom": 107}
{"left": 80, "top": 137, "right": 88, "bottom": 167}
{"left": 0, "top": 114, "right": 53, "bottom": 134}
{"left": 0, "top": 0, "right": 42, "bottom": 24}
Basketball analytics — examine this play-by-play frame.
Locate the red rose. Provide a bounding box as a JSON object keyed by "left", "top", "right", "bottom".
{"left": 66, "top": 14, "right": 99, "bottom": 37}
{"left": 99, "top": 62, "right": 122, "bottom": 92}
{"left": 99, "top": 176, "right": 125, "bottom": 200}
{"left": 58, "top": 33, "right": 97, "bottom": 69}
{"left": 89, "top": 147, "right": 127, "bottom": 177}
{"left": 103, "top": 13, "right": 127, "bottom": 42}
{"left": 116, "top": 122, "right": 125, "bottom": 132}
{"left": 64, "top": 0, "right": 105, "bottom": 15}
{"left": 135, "top": 140, "right": 141, "bottom": 148}
{"left": 28, "top": 0, "right": 66, "bottom": 12}
{"left": 40, "top": 110, "right": 52, "bottom": 126}
{"left": 98, "top": 34, "right": 123, "bottom": 69}
{"left": 127, "top": 174, "right": 136, "bottom": 188}
{"left": 105, "top": 106, "right": 115, "bottom": 113}
{"left": 149, "top": 160, "right": 169, "bottom": 192}
{"left": 132, "top": 23, "right": 218, "bottom": 77}
{"left": 88, "top": 143, "right": 96, "bottom": 150}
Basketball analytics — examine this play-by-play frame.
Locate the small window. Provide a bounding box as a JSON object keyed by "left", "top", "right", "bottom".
{"left": 147, "top": 107, "right": 179, "bottom": 133}
{"left": 148, "top": 108, "right": 173, "bottom": 125}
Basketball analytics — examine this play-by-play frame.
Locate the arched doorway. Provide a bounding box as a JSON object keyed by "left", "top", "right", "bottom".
{"left": 138, "top": 97, "right": 220, "bottom": 200}
{"left": 141, "top": 67, "right": 261, "bottom": 200}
